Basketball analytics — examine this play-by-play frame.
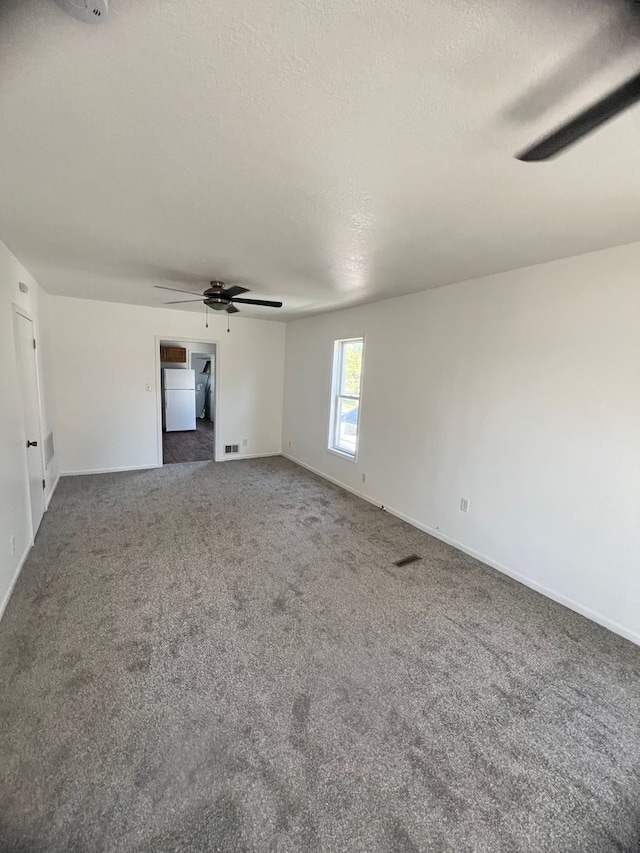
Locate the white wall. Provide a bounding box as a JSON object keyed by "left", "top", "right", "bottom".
{"left": 0, "top": 239, "right": 58, "bottom": 616}
{"left": 49, "top": 297, "right": 285, "bottom": 473}
{"left": 283, "top": 242, "right": 640, "bottom": 645}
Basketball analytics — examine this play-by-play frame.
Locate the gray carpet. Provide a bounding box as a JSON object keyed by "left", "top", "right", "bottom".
{"left": 0, "top": 457, "right": 638, "bottom": 853}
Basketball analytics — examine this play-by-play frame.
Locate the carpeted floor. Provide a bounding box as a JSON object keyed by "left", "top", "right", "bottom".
{"left": 0, "top": 457, "right": 638, "bottom": 853}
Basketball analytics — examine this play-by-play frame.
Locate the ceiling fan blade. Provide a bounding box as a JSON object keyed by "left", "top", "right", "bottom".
{"left": 230, "top": 297, "right": 283, "bottom": 308}
{"left": 517, "top": 71, "right": 640, "bottom": 161}
{"left": 226, "top": 305, "right": 240, "bottom": 314}
{"left": 164, "top": 299, "right": 205, "bottom": 304}
{"left": 224, "top": 285, "right": 249, "bottom": 298}
{"left": 154, "top": 285, "right": 203, "bottom": 296}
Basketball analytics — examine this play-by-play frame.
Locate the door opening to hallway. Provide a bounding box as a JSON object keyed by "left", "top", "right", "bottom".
{"left": 159, "top": 339, "right": 216, "bottom": 464}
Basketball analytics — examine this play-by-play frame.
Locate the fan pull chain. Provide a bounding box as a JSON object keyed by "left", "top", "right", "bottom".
{"left": 205, "top": 305, "right": 209, "bottom": 328}
{"left": 227, "top": 311, "right": 230, "bottom": 333}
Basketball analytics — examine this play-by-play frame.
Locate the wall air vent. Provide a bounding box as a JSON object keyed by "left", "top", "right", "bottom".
{"left": 225, "top": 445, "right": 240, "bottom": 454}
{"left": 45, "top": 432, "right": 55, "bottom": 466}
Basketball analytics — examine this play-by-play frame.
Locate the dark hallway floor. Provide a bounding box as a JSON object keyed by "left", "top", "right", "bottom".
{"left": 162, "top": 418, "right": 214, "bottom": 464}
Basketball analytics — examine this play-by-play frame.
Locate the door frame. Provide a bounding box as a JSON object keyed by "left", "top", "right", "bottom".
{"left": 12, "top": 304, "right": 47, "bottom": 543}
{"left": 154, "top": 335, "right": 219, "bottom": 465}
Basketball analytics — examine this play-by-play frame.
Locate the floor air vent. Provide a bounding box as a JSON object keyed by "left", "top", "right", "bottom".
{"left": 393, "top": 554, "right": 421, "bottom": 567}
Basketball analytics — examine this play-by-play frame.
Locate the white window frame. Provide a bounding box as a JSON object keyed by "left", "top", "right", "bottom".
{"left": 327, "top": 336, "right": 364, "bottom": 461}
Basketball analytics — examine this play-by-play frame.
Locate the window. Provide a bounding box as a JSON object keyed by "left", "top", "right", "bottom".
{"left": 329, "top": 337, "right": 364, "bottom": 458}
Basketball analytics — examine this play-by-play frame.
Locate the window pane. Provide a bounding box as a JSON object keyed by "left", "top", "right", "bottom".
{"left": 340, "top": 340, "right": 363, "bottom": 397}
{"left": 336, "top": 397, "right": 358, "bottom": 455}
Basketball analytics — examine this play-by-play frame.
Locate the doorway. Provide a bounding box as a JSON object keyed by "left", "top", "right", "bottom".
{"left": 158, "top": 339, "right": 216, "bottom": 464}
{"left": 13, "top": 307, "right": 45, "bottom": 538}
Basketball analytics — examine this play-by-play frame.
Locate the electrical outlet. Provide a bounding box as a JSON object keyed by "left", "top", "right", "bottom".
{"left": 460, "top": 497, "right": 470, "bottom": 513}
{"left": 242, "top": 438, "right": 248, "bottom": 447}
{"left": 9, "top": 535, "right": 16, "bottom": 555}
{"left": 145, "top": 383, "right": 152, "bottom": 392}
{"left": 288, "top": 441, "right": 291, "bottom": 448}
{"left": 361, "top": 473, "right": 366, "bottom": 483}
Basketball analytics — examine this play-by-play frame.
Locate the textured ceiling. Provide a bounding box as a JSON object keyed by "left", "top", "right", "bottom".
{"left": 0, "top": 0, "right": 639, "bottom": 320}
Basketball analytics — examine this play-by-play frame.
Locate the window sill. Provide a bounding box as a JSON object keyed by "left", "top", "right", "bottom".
{"left": 327, "top": 447, "right": 357, "bottom": 463}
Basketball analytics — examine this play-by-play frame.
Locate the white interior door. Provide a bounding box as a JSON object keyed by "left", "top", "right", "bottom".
{"left": 14, "top": 310, "right": 45, "bottom": 538}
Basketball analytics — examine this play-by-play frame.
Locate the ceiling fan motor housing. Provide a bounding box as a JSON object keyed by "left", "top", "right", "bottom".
{"left": 55, "top": 0, "right": 108, "bottom": 24}
{"left": 204, "top": 282, "right": 230, "bottom": 310}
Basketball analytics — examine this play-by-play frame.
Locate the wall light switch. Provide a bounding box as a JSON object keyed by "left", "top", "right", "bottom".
{"left": 10, "top": 535, "right": 16, "bottom": 555}
{"left": 460, "top": 497, "right": 470, "bottom": 513}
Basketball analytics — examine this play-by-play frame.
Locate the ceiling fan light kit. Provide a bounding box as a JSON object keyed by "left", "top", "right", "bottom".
{"left": 55, "top": 0, "right": 108, "bottom": 24}
{"left": 154, "top": 281, "right": 283, "bottom": 331}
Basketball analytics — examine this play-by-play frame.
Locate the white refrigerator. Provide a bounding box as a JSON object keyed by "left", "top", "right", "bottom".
{"left": 163, "top": 369, "right": 196, "bottom": 431}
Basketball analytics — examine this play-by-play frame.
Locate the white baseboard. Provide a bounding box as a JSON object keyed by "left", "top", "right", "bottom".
{"left": 45, "top": 473, "right": 60, "bottom": 510}
{"left": 382, "top": 505, "right": 640, "bottom": 647}
{"left": 282, "top": 453, "right": 380, "bottom": 506}
{"left": 2, "top": 473, "right": 61, "bottom": 622}
{"left": 282, "top": 453, "right": 640, "bottom": 647}
{"left": 0, "top": 543, "right": 31, "bottom": 623}
{"left": 61, "top": 464, "right": 161, "bottom": 476}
